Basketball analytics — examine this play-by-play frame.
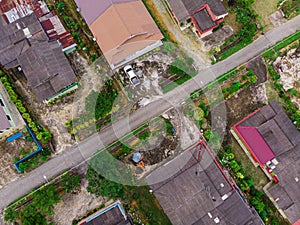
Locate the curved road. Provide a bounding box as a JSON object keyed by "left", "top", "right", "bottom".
{"left": 0, "top": 15, "right": 299, "bottom": 209}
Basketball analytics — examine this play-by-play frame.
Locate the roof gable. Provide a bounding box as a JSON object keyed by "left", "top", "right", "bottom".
{"left": 89, "top": 0, "right": 163, "bottom": 66}
{"left": 236, "top": 126, "right": 276, "bottom": 164}
{"left": 74, "top": 0, "right": 137, "bottom": 25}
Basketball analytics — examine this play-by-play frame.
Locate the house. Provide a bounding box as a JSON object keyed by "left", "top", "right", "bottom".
{"left": 233, "top": 101, "right": 300, "bottom": 225}
{"left": 78, "top": 201, "right": 131, "bottom": 225}
{"left": 164, "top": 0, "right": 228, "bottom": 38}
{"left": 74, "top": 0, "right": 163, "bottom": 69}
{"left": 0, "top": 82, "right": 25, "bottom": 136}
{"left": 29, "top": 0, "right": 77, "bottom": 53}
{"left": 0, "top": 0, "right": 32, "bottom": 24}
{"left": 146, "top": 141, "right": 263, "bottom": 225}
{"left": 0, "top": 12, "right": 78, "bottom": 102}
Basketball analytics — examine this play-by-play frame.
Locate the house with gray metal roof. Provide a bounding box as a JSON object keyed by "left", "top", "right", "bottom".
{"left": 0, "top": 12, "right": 77, "bottom": 102}
{"left": 147, "top": 142, "right": 263, "bottom": 225}
{"left": 233, "top": 101, "right": 300, "bottom": 225}
{"left": 78, "top": 201, "right": 131, "bottom": 225}
{"left": 163, "top": 0, "right": 228, "bottom": 37}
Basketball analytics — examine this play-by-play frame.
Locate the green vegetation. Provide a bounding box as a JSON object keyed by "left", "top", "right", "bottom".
{"left": 220, "top": 146, "right": 289, "bottom": 224}
{"left": 86, "top": 167, "right": 124, "bottom": 199}
{"left": 251, "top": 0, "right": 278, "bottom": 30}
{"left": 47, "top": 0, "right": 101, "bottom": 62}
{"left": 86, "top": 164, "right": 171, "bottom": 225}
{"left": 18, "top": 149, "right": 52, "bottom": 173}
{"left": 85, "top": 80, "right": 118, "bottom": 120}
{"left": 215, "top": 0, "right": 259, "bottom": 61}
{"left": 262, "top": 30, "right": 300, "bottom": 60}
{"left": 112, "top": 144, "right": 134, "bottom": 159}
{"left": 4, "top": 173, "right": 81, "bottom": 224}
{"left": 138, "top": 130, "right": 151, "bottom": 141}
{"left": 268, "top": 66, "right": 300, "bottom": 129}
{"left": 280, "top": 0, "right": 300, "bottom": 19}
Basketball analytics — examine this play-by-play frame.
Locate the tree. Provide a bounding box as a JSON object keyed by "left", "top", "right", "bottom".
{"left": 193, "top": 108, "right": 204, "bottom": 121}
{"left": 86, "top": 167, "right": 124, "bottom": 199}
{"left": 32, "top": 185, "right": 61, "bottom": 215}
{"left": 248, "top": 75, "right": 258, "bottom": 84}
{"left": 57, "top": 2, "right": 65, "bottom": 13}
{"left": 239, "top": 179, "right": 250, "bottom": 191}
{"left": 21, "top": 205, "right": 48, "bottom": 225}
{"left": 61, "top": 174, "right": 81, "bottom": 193}
{"left": 229, "top": 160, "right": 241, "bottom": 173}
{"left": 4, "top": 207, "right": 19, "bottom": 222}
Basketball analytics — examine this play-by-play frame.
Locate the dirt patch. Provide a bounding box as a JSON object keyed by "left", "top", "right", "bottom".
{"left": 246, "top": 56, "right": 268, "bottom": 84}
{"left": 269, "top": 11, "right": 288, "bottom": 27}
{"left": 51, "top": 178, "right": 105, "bottom": 225}
{"left": 202, "top": 25, "right": 234, "bottom": 51}
{"left": 226, "top": 88, "right": 263, "bottom": 128}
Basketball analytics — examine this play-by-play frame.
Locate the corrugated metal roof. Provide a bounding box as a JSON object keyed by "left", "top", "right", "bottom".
{"left": 166, "top": 0, "right": 227, "bottom": 23}
{"left": 236, "top": 126, "right": 275, "bottom": 164}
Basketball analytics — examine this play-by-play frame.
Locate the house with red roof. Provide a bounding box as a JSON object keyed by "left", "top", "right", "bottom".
{"left": 232, "top": 101, "right": 300, "bottom": 225}
{"left": 163, "top": 0, "right": 228, "bottom": 38}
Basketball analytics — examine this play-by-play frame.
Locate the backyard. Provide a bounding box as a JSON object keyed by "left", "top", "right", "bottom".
{"left": 251, "top": 0, "right": 278, "bottom": 30}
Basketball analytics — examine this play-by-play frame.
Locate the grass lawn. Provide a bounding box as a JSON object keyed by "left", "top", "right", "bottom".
{"left": 230, "top": 136, "right": 269, "bottom": 190}
{"left": 252, "top": 0, "right": 278, "bottom": 31}
{"left": 223, "top": 12, "right": 242, "bottom": 34}
{"left": 125, "top": 185, "right": 172, "bottom": 225}
{"left": 265, "top": 81, "right": 281, "bottom": 103}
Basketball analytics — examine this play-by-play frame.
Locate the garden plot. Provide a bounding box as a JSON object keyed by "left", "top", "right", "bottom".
{"left": 107, "top": 108, "right": 200, "bottom": 179}
{"left": 0, "top": 129, "right": 39, "bottom": 188}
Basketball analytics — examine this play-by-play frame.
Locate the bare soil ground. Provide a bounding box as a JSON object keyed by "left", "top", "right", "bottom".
{"left": 269, "top": 11, "right": 288, "bottom": 27}
{"left": 246, "top": 56, "right": 268, "bottom": 85}
{"left": 51, "top": 178, "right": 105, "bottom": 225}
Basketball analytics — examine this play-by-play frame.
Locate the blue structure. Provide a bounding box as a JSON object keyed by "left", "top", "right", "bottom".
{"left": 7, "top": 132, "right": 22, "bottom": 142}
{"left": 133, "top": 152, "right": 142, "bottom": 163}
{"left": 14, "top": 124, "right": 42, "bottom": 173}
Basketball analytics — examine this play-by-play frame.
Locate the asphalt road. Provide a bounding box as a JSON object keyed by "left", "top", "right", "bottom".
{"left": 0, "top": 15, "right": 299, "bottom": 210}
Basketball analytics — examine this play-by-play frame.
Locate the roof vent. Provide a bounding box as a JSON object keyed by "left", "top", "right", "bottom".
{"left": 272, "top": 158, "right": 279, "bottom": 165}
{"left": 221, "top": 194, "right": 228, "bottom": 201}
{"left": 214, "top": 217, "right": 220, "bottom": 224}
{"left": 220, "top": 183, "right": 224, "bottom": 188}
{"left": 295, "top": 177, "right": 299, "bottom": 182}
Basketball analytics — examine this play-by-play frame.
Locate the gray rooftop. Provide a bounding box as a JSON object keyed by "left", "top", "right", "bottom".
{"left": 166, "top": 0, "right": 227, "bottom": 23}
{"left": 17, "top": 41, "right": 77, "bottom": 101}
{"left": 238, "top": 101, "right": 300, "bottom": 224}
{"left": 240, "top": 101, "right": 300, "bottom": 157}
{"left": 147, "top": 145, "right": 263, "bottom": 225}
{"left": 192, "top": 8, "right": 217, "bottom": 32}
{"left": 85, "top": 203, "right": 131, "bottom": 225}
{"left": 0, "top": 13, "right": 77, "bottom": 101}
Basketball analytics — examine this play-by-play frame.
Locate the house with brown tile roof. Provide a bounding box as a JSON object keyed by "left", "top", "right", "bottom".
{"left": 163, "top": 0, "right": 228, "bottom": 38}
{"left": 75, "top": 0, "right": 163, "bottom": 69}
